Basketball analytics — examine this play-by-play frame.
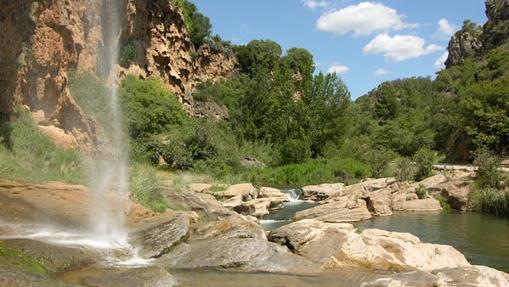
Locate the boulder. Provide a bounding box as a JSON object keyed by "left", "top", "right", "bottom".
{"left": 359, "top": 229, "right": 470, "bottom": 272}
{"left": 160, "top": 215, "right": 318, "bottom": 274}
{"left": 301, "top": 183, "right": 344, "bottom": 201}
{"left": 221, "top": 184, "right": 258, "bottom": 201}
{"left": 436, "top": 178, "right": 472, "bottom": 211}
{"left": 294, "top": 198, "right": 372, "bottom": 223}
{"left": 129, "top": 213, "right": 190, "bottom": 258}
{"left": 361, "top": 266, "right": 509, "bottom": 287}
{"left": 258, "top": 187, "right": 289, "bottom": 202}
{"left": 268, "top": 220, "right": 356, "bottom": 266}
{"left": 393, "top": 198, "right": 443, "bottom": 212}
{"left": 342, "top": 178, "right": 397, "bottom": 200}
{"left": 269, "top": 220, "right": 471, "bottom": 273}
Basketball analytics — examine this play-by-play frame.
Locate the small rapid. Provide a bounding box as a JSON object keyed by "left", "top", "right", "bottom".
{"left": 260, "top": 188, "right": 316, "bottom": 231}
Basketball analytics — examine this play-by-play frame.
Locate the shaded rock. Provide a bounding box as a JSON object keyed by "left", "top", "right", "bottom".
{"left": 129, "top": 213, "right": 190, "bottom": 259}
{"left": 393, "top": 198, "right": 443, "bottom": 212}
{"left": 232, "top": 198, "right": 272, "bottom": 218}
{"left": 301, "top": 183, "right": 344, "bottom": 201}
{"left": 160, "top": 215, "right": 318, "bottom": 274}
{"left": 161, "top": 237, "right": 318, "bottom": 274}
{"left": 294, "top": 198, "right": 372, "bottom": 223}
{"left": 435, "top": 178, "right": 472, "bottom": 211}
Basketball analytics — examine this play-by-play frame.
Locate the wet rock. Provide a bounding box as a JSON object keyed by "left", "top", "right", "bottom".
{"left": 0, "top": 266, "right": 76, "bottom": 287}
{"left": 301, "top": 183, "right": 344, "bottom": 201}
{"left": 393, "top": 198, "right": 443, "bottom": 212}
{"left": 129, "top": 213, "right": 190, "bottom": 259}
{"left": 294, "top": 198, "right": 372, "bottom": 223}
{"left": 0, "top": 239, "right": 99, "bottom": 274}
{"left": 360, "top": 271, "right": 441, "bottom": 287}
{"left": 61, "top": 266, "right": 176, "bottom": 287}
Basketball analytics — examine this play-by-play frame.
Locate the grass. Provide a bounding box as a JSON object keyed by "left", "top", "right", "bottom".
{"left": 0, "top": 110, "right": 84, "bottom": 183}
{"left": 244, "top": 157, "right": 371, "bottom": 187}
{"left": 0, "top": 243, "right": 47, "bottom": 274}
{"left": 470, "top": 186, "right": 509, "bottom": 216}
{"left": 129, "top": 164, "right": 169, "bottom": 213}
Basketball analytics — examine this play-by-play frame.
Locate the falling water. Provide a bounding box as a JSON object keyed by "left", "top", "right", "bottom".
{"left": 88, "top": 0, "right": 129, "bottom": 245}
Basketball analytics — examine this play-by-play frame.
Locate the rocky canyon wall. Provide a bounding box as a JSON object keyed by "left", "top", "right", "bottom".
{"left": 0, "top": 0, "right": 237, "bottom": 150}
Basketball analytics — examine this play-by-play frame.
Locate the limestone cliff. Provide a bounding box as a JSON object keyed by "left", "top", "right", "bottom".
{"left": 0, "top": 0, "right": 237, "bottom": 150}
{"left": 446, "top": 0, "right": 509, "bottom": 67}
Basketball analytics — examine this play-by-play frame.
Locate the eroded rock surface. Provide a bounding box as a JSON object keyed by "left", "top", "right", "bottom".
{"left": 294, "top": 198, "right": 372, "bottom": 223}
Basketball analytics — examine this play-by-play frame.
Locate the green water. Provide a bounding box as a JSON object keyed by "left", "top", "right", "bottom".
{"left": 355, "top": 211, "right": 509, "bottom": 273}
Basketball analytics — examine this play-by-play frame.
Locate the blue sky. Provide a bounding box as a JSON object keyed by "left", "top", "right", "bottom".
{"left": 193, "top": 0, "right": 487, "bottom": 98}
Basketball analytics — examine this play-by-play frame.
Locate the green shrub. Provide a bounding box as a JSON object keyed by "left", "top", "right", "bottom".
{"left": 120, "top": 76, "right": 188, "bottom": 139}
{"left": 0, "top": 110, "right": 84, "bottom": 183}
{"left": 415, "top": 184, "right": 429, "bottom": 199}
{"left": 0, "top": 243, "right": 46, "bottom": 274}
{"left": 413, "top": 148, "right": 436, "bottom": 180}
{"left": 129, "top": 164, "right": 168, "bottom": 212}
{"left": 366, "top": 147, "right": 396, "bottom": 178}
{"left": 120, "top": 43, "right": 137, "bottom": 67}
{"left": 473, "top": 147, "right": 502, "bottom": 188}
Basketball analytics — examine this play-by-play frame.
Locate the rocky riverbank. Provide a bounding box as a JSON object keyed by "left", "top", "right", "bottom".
{"left": 1, "top": 172, "right": 508, "bottom": 286}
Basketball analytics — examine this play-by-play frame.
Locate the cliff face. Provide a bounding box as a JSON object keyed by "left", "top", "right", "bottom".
{"left": 446, "top": 0, "right": 509, "bottom": 67}
{"left": 1, "top": 0, "right": 237, "bottom": 150}
{"left": 0, "top": 0, "right": 102, "bottom": 151}
{"left": 121, "top": 0, "right": 237, "bottom": 114}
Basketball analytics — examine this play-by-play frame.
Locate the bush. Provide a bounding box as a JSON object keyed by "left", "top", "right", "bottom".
{"left": 470, "top": 187, "right": 509, "bottom": 216}
{"left": 120, "top": 76, "right": 188, "bottom": 139}
{"left": 366, "top": 147, "right": 396, "bottom": 178}
{"left": 415, "top": 184, "right": 428, "bottom": 199}
{"left": 394, "top": 157, "right": 416, "bottom": 182}
{"left": 120, "top": 43, "right": 137, "bottom": 67}
{"left": 473, "top": 147, "right": 502, "bottom": 188}
{"left": 0, "top": 110, "right": 84, "bottom": 183}
{"left": 129, "top": 164, "right": 168, "bottom": 212}
{"left": 413, "top": 148, "right": 436, "bottom": 180}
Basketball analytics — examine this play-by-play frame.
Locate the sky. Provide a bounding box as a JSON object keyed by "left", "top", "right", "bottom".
{"left": 192, "top": 0, "right": 487, "bottom": 98}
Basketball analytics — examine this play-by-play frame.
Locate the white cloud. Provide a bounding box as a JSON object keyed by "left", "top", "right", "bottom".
{"left": 434, "top": 19, "right": 457, "bottom": 39}
{"left": 434, "top": 51, "right": 449, "bottom": 70}
{"left": 327, "top": 64, "right": 350, "bottom": 74}
{"left": 316, "top": 2, "right": 416, "bottom": 36}
{"left": 303, "top": 0, "right": 329, "bottom": 9}
{"left": 363, "top": 33, "right": 444, "bottom": 62}
{"left": 374, "top": 68, "right": 390, "bottom": 76}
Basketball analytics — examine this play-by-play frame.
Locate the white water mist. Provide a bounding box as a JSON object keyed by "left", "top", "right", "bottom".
{"left": 88, "top": 0, "right": 129, "bottom": 244}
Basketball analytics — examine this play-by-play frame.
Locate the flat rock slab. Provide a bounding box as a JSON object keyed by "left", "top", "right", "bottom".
{"left": 393, "top": 198, "right": 443, "bottom": 212}
{"left": 294, "top": 198, "right": 372, "bottom": 223}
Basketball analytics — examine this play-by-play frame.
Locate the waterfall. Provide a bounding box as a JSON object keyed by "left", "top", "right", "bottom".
{"left": 88, "top": 0, "right": 129, "bottom": 244}
{"left": 283, "top": 189, "right": 303, "bottom": 202}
